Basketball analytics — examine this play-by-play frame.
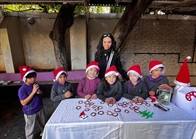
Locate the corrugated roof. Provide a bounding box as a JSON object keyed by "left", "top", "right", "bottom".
{"left": 0, "top": 0, "right": 195, "bottom": 15}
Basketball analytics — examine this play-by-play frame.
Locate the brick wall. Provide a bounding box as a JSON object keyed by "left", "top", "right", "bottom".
{"left": 120, "top": 19, "right": 196, "bottom": 86}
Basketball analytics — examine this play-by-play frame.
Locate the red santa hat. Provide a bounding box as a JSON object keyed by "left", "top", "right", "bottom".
{"left": 173, "top": 56, "right": 191, "bottom": 87}
{"left": 53, "top": 68, "right": 67, "bottom": 81}
{"left": 127, "top": 64, "right": 142, "bottom": 78}
{"left": 18, "top": 66, "right": 36, "bottom": 82}
{"left": 79, "top": 111, "right": 88, "bottom": 120}
{"left": 86, "top": 61, "right": 99, "bottom": 73}
{"left": 149, "top": 60, "right": 166, "bottom": 74}
{"left": 105, "top": 65, "right": 119, "bottom": 77}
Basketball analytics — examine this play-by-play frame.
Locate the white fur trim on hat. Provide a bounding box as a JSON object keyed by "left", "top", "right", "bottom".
{"left": 55, "top": 71, "right": 67, "bottom": 81}
{"left": 105, "top": 71, "right": 119, "bottom": 77}
{"left": 127, "top": 70, "right": 142, "bottom": 78}
{"left": 173, "top": 79, "right": 190, "bottom": 87}
{"left": 86, "top": 65, "right": 99, "bottom": 73}
{"left": 23, "top": 70, "right": 36, "bottom": 82}
{"left": 150, "top": 64, "right": 166, "bottom": 74}
{"left": 186, "top": 56, "right": 191, "bottom": 60}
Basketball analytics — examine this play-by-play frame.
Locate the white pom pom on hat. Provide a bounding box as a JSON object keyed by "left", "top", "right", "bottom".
{"left": 186, "top": 56, "right": 191, "bottom": 60}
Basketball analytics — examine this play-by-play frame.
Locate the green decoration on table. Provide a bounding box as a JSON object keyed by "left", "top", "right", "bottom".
{"left": 140, "top": 110, "right": 153, "bottom": 119}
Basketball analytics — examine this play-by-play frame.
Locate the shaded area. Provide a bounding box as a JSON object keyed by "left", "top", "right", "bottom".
{"left": 0, "top": 99, "right": 55, "bottom": 139}
{"left": 0, "top": 82, "right": 79, "bottom": 139}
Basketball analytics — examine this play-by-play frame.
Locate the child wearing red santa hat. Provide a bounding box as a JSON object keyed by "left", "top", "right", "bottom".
{"left": 18, "top": 65, "right": 45, "bottom": 139}
{"left": 123, "top": 64, "right": 148, "bottom": 103}
{"left": 143, "top": 60, "right": 172, "bottom": 96}
{"left": 97, "top": 65, "right": 123, "bottom": 104}
{"left": 50, "top": 67, "right": 76, "bottom": 107}
{"left": 77, "top": 61, "right": 101, "bottom": 100}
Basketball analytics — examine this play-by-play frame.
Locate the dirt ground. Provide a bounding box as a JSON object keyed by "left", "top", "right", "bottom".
{"left": 0, "top": 98, "right": 55, "bottom": 139}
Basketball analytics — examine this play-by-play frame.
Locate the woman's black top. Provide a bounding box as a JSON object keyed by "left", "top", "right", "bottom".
{"left": 95, "top": 49, "right": 128, "bottom": 80}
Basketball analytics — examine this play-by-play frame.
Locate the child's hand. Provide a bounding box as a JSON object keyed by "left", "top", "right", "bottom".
{"left": 110, "top": 98, "right": 116, "bottom": 104}
{"left": 32, "top": 83, "right": 39, "bottom": 94}
{"left": 36, "top": 89, "right": 42, "bottom": 95}
{"left": 131, "top": 98, "right": 138, "bottom": 103}
{"left": 105, "top": 98, "right": 111, "bottom": 104}
{"left": 159, "top": 84, "right": 173, "bottom": 90}
{"left": 149, "top": 91, "right": 155, "bottom": 96}
{"left": 85, "top": 94, "right": 91, "bottom": 100}
{"left": 64, "top": 91, "right": 73, "bottom": 98}
{"left": 91, "top": 94, "right": 97, "bottom": 99}
{"left": 138, "top": 97, "right": 144, "bottom": 103}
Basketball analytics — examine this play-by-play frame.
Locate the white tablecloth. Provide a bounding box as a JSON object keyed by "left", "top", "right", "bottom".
{"left": 42, "top": 98, "right": 196, "bottom": 139}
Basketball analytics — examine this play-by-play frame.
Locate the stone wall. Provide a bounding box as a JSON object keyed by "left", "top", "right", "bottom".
{"left": 19, "top": 18, "right": 56, "bottom": 70}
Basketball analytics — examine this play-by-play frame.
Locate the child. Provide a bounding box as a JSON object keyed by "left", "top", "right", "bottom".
{"left": 143, "top": 60, "right": 172, "bottom": 96}
{"left": 123, "top": 64, "right": 148, "bottom": 103}
{"left": 50, "top": 68, "right": 76, "bottom": 107}
{"left": 97, "top": 65, "right": 123, "bottom": 104}
{"left": 18, "top": 66, "right": 45, "bottom": 139}
{"left": 77, "top": 61, "right": 101, "bottom": 100}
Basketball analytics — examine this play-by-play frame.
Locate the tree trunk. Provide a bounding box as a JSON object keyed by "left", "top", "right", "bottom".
{"left": 113, "top": 0, "right": 154, "bottom": 51}
{"left": 50, "top": 3, "right": 76, "bottom": 69}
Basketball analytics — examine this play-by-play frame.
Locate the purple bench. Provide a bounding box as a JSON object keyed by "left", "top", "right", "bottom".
{"left": 0, "top": 70, "right": 86, "bottom": 99}
{"left": 0, "top": 70, "right": 85, "bottom": 82}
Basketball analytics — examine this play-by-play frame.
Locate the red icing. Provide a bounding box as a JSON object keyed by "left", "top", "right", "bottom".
{"left": 148, "top": 96, "right": 158, "bottom": 102}
{"left": 185, "top": 91, "right": 196, "bottom": 101}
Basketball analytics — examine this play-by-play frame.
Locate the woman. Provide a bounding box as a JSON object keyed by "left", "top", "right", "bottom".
{"left": 94, "top": 33, "right": 128, "bottom": 81}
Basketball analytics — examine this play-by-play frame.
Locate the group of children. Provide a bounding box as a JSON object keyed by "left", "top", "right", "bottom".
{"left": 49, "top": 60, "right": 172, "bottom": 105}
{"left": 18, "top": 59, "right": 172, "bottom": 139}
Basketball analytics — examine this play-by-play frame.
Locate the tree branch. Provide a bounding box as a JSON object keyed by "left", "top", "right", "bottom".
{"left": 113, "top": 0, "right": 154, "bottom": 51}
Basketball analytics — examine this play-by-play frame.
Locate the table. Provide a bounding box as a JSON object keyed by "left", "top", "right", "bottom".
{"left": 42, "top": 98, "right": 196, "bottom": 139}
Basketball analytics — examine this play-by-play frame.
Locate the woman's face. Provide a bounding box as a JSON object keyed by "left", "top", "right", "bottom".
{"left": 102, "top": 37, "right": 112, "bottom": 50}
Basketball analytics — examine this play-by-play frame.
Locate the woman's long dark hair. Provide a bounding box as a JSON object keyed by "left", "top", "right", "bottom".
{"left": 95, "top": 33, "right": 116, "bottom": 56}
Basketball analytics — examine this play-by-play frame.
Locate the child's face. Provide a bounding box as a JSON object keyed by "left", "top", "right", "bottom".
{"left": 102, "top": 37, "right": 112, "bottom": 50}
{"left": 128, "top": 72, "right": 139, "bottom": 84}
{"left": 105, "top": 74, "right": 116, "bottom": 85}
{"left": 58, "top": 73, "right": 67, "bottom": 84}
{"left": 151, "top": 67, "right": 163, "bottom": 79}
{"left": 87, "top": 68, "right": 97, "bottom": 79}
{"left": 26, "top": 77, "right": 36, "bottom": 85}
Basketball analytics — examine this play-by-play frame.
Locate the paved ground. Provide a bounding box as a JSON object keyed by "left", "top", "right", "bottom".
{"left": 0, "top": 82, "right": 79, "bottom": 139}
{"left": 0, "top": 98, "right": 55, "bottom": 139}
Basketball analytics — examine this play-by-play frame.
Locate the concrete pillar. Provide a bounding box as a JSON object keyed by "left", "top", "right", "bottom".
{"left": 0, "top": 17, "right": 25, "bottom": 73}
{"left": 70, "top": 15, "right": 86, "bottom": 70}
{"left": 0, "top": 6, "right": 4, "bottom": 24}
